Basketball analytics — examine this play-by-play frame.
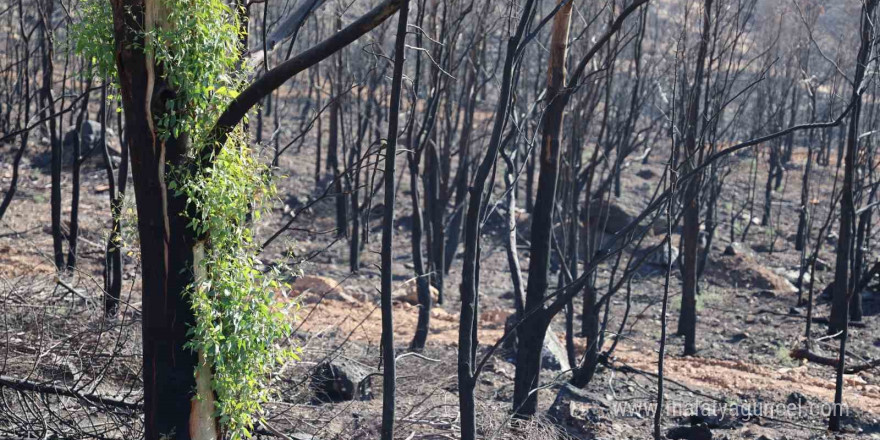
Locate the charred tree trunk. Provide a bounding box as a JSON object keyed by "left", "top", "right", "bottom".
{"left": 408, "top": 150, "right": 431, "bottom": 351}
{"left": 110, "top": 1, "right": 215, "bottom": 437}
{"left": 442, "top": 64, "right": 476, "bottom": 274}
{"left": 677, "top": 0, "right": 713, "bottom": 357}
{"left": 426, "top": 141, "right": 444, "bottom": 305}
{"left": 829, "top": 0, "right": 878, "bottom": 431}
{"left": 829, "top": 0, "right": 875, "bottom": 336}
{"left": 513, "top": 0, "right": 573, "bottom": 417}
{"left": 104, "top": 85, "right": 130, "bottom": 317}
{"left": 0, "top": 15, "right": 31, "bottom": 222}
{"left": 38, "top": 0, "right": 65, "bottom": 271}
{"left": 329, "top": 16, "right": 347, "bottom": 237}
{"left": 379, "top": 2, "right": 409, "bottom": 437}
{"left": 67, "top": 77, "right": 93, "bottom": 271}
{"left": 795, "top": 147, "right": 813, "bottom": 257}
{"left": 458, "top": 0, "right": 537, "bottom": 435}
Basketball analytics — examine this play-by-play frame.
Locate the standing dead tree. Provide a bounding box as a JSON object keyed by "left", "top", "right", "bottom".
{"left": 829, "top": 0, "right": 879, "bottom": 432}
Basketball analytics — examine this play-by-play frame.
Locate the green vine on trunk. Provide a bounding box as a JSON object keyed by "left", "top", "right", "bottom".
{"left": 72, "top": 0, "right": 298, "bottom": 438}
{"left": 171, "top": 129, "right": 299, "bottom": 439}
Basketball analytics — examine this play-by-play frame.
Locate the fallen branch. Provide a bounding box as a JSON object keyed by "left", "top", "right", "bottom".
{"left": 0, "top": 375, "right": 141, "bottom": 410}
{"left": 55, "top": 277, "right": 89, "bottom": 301}
{"left": 808, "top": 316, "right": 867, "bottom": 328}
{"left": 789, "top": 349, "right": 880, "bottom": 373}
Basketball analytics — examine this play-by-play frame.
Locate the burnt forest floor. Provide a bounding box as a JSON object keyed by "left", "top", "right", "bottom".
{"left": 2, "top": 123, "right": 880, "bottom": 439}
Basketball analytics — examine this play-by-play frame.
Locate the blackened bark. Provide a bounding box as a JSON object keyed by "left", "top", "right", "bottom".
{"left": 830, "top": 0, "right": 878, "bottom": 431}
{"left": 329, "top": 14, "right": 347, "bottom": 237}
{"left": 501, "top": 149, "right": 526, "bottom": 317}
{"left": 513, "top": 0, "right": 572, "bottom": 417}
{"left": 37, "top": 0, "right": 64, "bottom": 271}
{"left": 110, "top": 0, "right": 215, "bottom": 437}
{"left": 458, "top": 0, "right": 537, "bottom": 435}
{"left": 379, "top": 2, "right": 409, "bottom": 437}
{"left": 0, "top": 20, "right": 31, "bottom": 222}
{"left": 677, "top": 0, "right": 713, "bottom": 357}
{"left": 100, "top": 82, "right": 129, "bottom": 317}
{"left": 407, "top": 151, "right": 431, "bottom": 351}
{"left": 851, "top": 208, "right": 871, "bottom": 322}
{"left": 209, "top": 0, "right": 406, "bottom": 150}
{"left": 829, "top": 0, "right": 876, "bottom": 336}
{"left": 426, "top": 142, "right": 444, "bottom": 304}
{"left": 67, "top": 77, "right": 93, "bottom": 271}
{"left": 442, "top": 66, "right": 476, "bottom": 274}
{"left": 796, "top": 147, "right": 813, "bottom": 251}
{"left": 525, "top": 140, "right": 536, "bottom": 213}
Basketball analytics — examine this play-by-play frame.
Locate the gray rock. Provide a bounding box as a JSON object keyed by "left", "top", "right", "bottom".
{"left": 542, "top": 329, "right": 571, "bottom": 372}
{"left": 586, "top": 201, "right": 636, "bottom": 234}
{"left": 773, "top": 267, "right": 809, "bottom": 285}
{"left": 502, "top": 321, "right": 570, "bottom": 372}
{"left": 548, "top": 383, "right": 608, "bottom": 436}
{"left": 62, "top": 120, "right": 120, "bottom": 165}
{"left": 645, "top": 242, "right": 680, "bottom": 268}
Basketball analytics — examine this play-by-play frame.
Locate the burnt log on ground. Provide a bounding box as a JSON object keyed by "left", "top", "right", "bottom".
{"left": 310, "top": 359, "right": 373, "bottom": 402}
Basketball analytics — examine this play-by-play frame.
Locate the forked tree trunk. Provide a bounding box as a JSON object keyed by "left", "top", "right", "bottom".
{"left": 457, "top": 0, "right": 537, "bottom": 435}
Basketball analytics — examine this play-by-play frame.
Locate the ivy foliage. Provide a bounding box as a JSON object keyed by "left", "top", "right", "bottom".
{"left": 69, "top": 0, "right": 116, "bottom": 79}
{"left": 170, "top": 129, "right": 299, "bottom": 439}
{"left": 72, "top": 0, "right": 297, "bottom": 438}
{"left": 149, "top": 0, "right": 244, "bottom": 139}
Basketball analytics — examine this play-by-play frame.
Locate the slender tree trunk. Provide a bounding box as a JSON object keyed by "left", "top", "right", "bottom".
{"left": 38, "top": 0, "right": 65, "bottom": 271}
{"left": 104, "top": 94, "right": 130, "bottom": 317}
{"left": 426, "top": 142, "right": 444, "bottom": 305}
{"left": 829, "top": 0, "right": 876, "bottom": 336}
{"left": 501, "top": 150, "right": 525, "bottom": 317}
{"left": 379, "top": 2, "right": 409, "bottom": 437}
{"left": 796, "top": 147, "right": 813, "bottom": 251}
{"left": 442, "top": 68, "right": 475, "bottom": 274}
{"left": 525, "top": 139, "right": 536, "bottom": 213}
{"left": 0, "top": 27, "right": 31, "bottom": 222}
{"left": 408, "top": 151, "right": 431, "bottom": 351}
{"left": 67, "top": 77, "right": 93, "bottom": 271}
{"left": 830, "top": 0, "right": 878, "bottom": 431}
{"left": 458, "top": 1, "right": 537, "bottom": 435}
{"left": 850, "top": 208, "right": 871, "bottom": 322}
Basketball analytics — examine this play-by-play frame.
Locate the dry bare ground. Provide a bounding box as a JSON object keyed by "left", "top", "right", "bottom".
{"left": 3, "top": 130, "right": 880, "bottom": 439}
